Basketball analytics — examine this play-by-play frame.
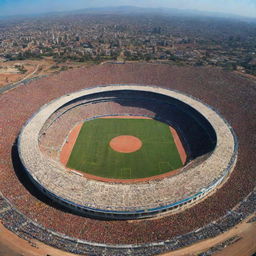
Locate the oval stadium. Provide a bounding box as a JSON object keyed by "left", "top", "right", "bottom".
{"left": 18, "top": 84, "right": 236, "bottom": 219}
{"left": 0, "top": 63, "right": 255, "bottom": 255}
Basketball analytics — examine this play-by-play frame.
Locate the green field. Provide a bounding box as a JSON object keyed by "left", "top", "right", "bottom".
{"left": 67, "top": 118, "right": 182, "bottom": 179}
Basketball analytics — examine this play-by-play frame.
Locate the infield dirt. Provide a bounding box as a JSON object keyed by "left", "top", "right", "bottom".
{"left": 109, "top": 135, "right": 143, "bottom": 153}
{"left": 60, "top": 116, "right": 185, "bottom": 181}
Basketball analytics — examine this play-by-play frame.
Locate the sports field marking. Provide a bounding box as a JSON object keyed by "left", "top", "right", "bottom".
{"left": 159, "top": 161, "right": 174, "bottom": 172}
{"left": 66, "top": 118, "right": 183, "bottom": 179}
{"left": 121, "top": 168, "right": 132, "bottom": 178}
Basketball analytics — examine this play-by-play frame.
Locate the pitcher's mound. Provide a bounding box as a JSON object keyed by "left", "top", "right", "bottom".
{"left": 109, "top": 135, "right": 142, "bottom": 153}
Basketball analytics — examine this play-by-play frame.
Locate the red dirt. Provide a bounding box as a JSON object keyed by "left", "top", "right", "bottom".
{"left": 60, "top": 123, "right": 82, "bottom": 165}
{"left": 100, "top": 116, "right": 151, "bottom": 119}
{"left": 170, "top": 127, "right": 187, "bottom": 164}
{"left": 59, "top": 116, "right": 186, "bottom": 183}
{"left": 69, "top": 168, "right": 182, "bottom": 183}
{"left": 109, "top": 135, "right": 142, "bottom": 153}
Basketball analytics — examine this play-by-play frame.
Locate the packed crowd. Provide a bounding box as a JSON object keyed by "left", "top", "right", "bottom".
{"left": 20, "top": 86, "right": 235, "bottom": 216}
{"left": 0, "top": 190, "right": 254, "bottom": 255}
{"left": 39, "top": 98, "right": 154, "bottom": 160}
{"left": 39, "top": 90, "right": 217, "bottom": 162}
{"left": 0, "top": 63, "right": 255, "bottom": 254}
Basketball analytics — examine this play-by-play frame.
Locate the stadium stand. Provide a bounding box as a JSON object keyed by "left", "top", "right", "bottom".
{"left": 18, "top": 85, "right": 236, "bottom": 219}
{"left": 0, "top": 63, "right": 255, "bottom": 255}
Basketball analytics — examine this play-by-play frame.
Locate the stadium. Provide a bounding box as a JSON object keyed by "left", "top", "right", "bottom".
{"left": 18, "top": 84, "right": 236, "bottom": 219}
{"left": 0, "top": 63, "right": 255, "bottom": 255}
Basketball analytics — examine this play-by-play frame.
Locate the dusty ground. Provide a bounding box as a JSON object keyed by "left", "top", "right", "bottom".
{"left": 0, "top": 58, "right": 97, "bottom": 87}
{"left": 0, "top": 61, "right": 36, "bottom": 86}
{"left": 160, "top": 214, "right": 256, "bottom": 256}
{"left": 0, "top": 222, "right": 80, "bottom": 256}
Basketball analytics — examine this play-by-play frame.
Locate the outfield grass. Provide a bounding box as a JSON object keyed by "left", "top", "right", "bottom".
{"left": 67, "top": 118, "right": 182, "bottom": 179}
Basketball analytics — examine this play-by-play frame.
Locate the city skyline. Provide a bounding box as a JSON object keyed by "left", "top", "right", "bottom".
{"left": 0, "top": 0, "right": 256, "bottom": 18}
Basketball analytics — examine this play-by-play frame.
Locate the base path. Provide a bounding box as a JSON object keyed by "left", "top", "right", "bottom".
{"left": 59, "top": 116, "right": 187, "bottom": 183}
{"left": 170, "top": 127, "right": 187, "bottom": 164}
{"left": 60, "top": 123, "right": 83, "bottom": 165}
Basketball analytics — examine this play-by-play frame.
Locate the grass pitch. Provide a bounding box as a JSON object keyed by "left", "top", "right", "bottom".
{"left": 67, "top": 118, "right": 182, "bottom": 179}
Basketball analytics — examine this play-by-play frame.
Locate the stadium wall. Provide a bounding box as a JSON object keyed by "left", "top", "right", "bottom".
{"left": 18, "top": 85, "right": 237, "bottom": 220}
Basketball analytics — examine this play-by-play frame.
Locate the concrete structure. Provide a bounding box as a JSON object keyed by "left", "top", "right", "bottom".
{"left": 18, "top": 85, "right": 237, "bottom": 219}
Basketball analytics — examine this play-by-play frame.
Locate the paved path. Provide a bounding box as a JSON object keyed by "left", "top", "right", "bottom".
{"left": 0, "top": 65, "right": 41, "bottom": 94}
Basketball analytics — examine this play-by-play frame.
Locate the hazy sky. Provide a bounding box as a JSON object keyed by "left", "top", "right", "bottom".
{"left": 0, "top": 0, "right": 256, "bottom": 18}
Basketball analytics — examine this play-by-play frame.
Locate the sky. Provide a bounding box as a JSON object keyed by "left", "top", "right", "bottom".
{"left": 0, "top": 0, "right": 256, "bottom": 18}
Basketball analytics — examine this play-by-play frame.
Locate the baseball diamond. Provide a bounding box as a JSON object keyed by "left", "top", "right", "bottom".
{"left": 66, "top": 118, "right": 183, "bottom": 179}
